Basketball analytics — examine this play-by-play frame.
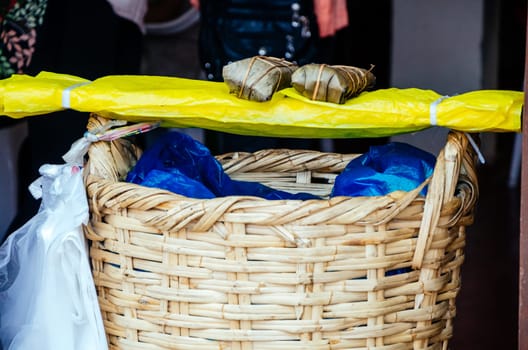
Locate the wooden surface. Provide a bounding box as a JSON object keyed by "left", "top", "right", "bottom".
{"left": 519, "top": 16, "right": 528, "bottom": 349}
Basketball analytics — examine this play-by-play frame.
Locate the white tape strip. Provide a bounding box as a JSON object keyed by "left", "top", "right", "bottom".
{"left": 429, "top": 95, "right": 449, "bottom": 126}
{"left": 61, "top": 82, "right": 89, "bottom": 109}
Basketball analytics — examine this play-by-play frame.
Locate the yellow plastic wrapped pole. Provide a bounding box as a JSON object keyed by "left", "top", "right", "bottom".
{"left": 0, "top": 72, "right": 523, "bottom": 138}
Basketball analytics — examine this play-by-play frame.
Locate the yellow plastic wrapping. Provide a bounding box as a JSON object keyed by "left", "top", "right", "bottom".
{"left": 0, "top": 71, "right": 522, "bottom": 138}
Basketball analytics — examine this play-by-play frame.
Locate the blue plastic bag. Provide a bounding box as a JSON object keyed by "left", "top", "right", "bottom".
{"left": 331, "top": 142, "right": 436, "bottom": 197}
{"left": 126, "top": 131, "right": 319, "bottom": 200}
{"left": 127, "top": 131, "right": 436, "bottom": 200}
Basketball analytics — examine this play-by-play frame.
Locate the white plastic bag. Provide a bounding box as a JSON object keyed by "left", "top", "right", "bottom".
{"left": 0, "top": 163, "right": 108, "bottom": 350}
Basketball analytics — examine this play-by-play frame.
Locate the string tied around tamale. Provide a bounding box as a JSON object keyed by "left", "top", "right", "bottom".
{"left": 312, "top": 63, "right": 327, "bottom": 101}
{"left": 238, "top": 56, "right": 289, "bottom": 99}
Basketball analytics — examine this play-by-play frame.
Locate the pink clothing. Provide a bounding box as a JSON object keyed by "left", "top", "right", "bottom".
{"left": 313, "top": 0, "right": 349, "bottom": 37}
{"left": 190, "top": 0, "right": 349, "bottom": 38}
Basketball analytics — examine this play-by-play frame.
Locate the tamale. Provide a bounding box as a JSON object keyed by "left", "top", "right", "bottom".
{"left": 222, "top": 56, "right": 298, "bottom": 102}
{"left": 291, "top": 64, "right": 376, "bottom": 104}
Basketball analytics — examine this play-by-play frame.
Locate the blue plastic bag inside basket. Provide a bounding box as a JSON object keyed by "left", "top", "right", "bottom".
{"left": 331, "top": 142, "right": 436, "bottom": 197}
{"left": 126, "top": 131, "right": 319, "bottom": 200}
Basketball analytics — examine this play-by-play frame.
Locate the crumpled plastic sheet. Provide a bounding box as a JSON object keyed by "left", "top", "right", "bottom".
{"left": 0, "top": 164, "right": 107, "bottom": 350}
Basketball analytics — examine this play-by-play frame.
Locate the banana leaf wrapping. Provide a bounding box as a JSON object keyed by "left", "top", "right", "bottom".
{"left": 222, "top": 56, "right": 298, "bottom": 102}
{"left": 292, "top": 64, "right": 376, "bottom": 104}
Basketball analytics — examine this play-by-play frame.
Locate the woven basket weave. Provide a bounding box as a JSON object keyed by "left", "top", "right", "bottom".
{"left": 84, "top": 115, "right": 479, "bottom": 350}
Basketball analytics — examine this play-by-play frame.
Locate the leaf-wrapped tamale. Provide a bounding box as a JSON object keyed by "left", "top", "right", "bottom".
{"left": 222, "top": 56, "right": 298, "bottom": 102}
{"left": 291, "top": 64, "right": 376, "bottom": 104}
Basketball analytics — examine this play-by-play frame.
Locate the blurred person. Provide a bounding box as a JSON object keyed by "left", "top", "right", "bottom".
{"left": 0, "top": 0, "right": 49, "bottom": 242}
{"left": 6, "top": 0, "right": 148, "bottom": 236}
{"left": 194, "top": 0, "right": 347, "bottom": 81}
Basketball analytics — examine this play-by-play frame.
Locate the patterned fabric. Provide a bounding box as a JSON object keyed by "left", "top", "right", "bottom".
{"left": 0, "top": 0, "right": 47, "bottom": 78}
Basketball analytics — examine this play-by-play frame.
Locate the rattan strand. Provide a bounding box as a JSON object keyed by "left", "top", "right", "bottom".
{"left": 84, "top": 114, "right": 479, "bottom": 350}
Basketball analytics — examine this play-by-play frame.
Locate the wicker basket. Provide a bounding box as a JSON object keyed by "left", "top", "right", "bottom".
{"left": 84, "top": 115, "right": 479, "bottom": 350}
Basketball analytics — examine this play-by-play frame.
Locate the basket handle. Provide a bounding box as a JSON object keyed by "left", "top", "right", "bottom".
{"left": 412, "top": 131, "right": 474, "bottom": 269}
